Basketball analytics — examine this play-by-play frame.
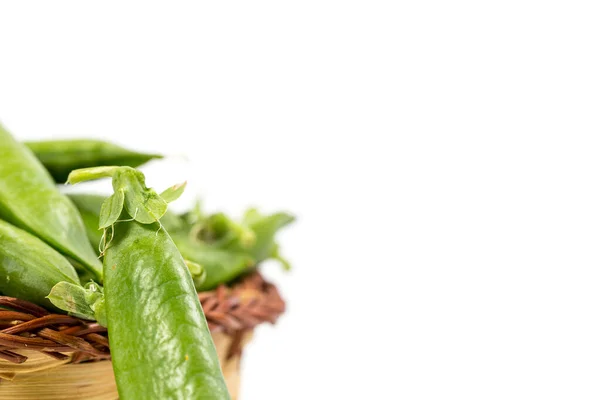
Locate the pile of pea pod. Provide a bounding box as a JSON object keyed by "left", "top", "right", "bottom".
{"left": 0, "top": 123, "right": 294, "bottom": 400}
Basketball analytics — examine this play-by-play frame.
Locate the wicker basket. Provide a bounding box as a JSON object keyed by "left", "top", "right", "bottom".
{"left": 0, "top": 272, "right": 285, "bottom": 400}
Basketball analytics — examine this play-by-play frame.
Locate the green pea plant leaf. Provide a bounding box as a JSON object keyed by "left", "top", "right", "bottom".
{"left": 67, "top": 166, "right": 180, "bottom": 225}
{"left": 67, "top": 166, "right": 187, "bottom": 253}
{"left": 99, "top": 188, "right": 125, "bottom": 229}
{"left": 47, "top": 281, "right": 107, "bottom": 327}
{"left": 160, "top": 181, "right": 187, "bottom": 203}
{"left": 67, "top": 167, "right": 190, "bottom": 261}
{"left": 241, "top": 209, "right": 295, "bottom": 265}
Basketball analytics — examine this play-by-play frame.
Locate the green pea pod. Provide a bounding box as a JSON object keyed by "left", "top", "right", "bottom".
{"left": 67, "top": 194, "right": 106, "bottom": 254}
{"left": 191, "top": 209, "right": 295, "bottom": 264}
{"left": 0, "top": 219, "right": 80, "bottom": 310}
{"left": 71, "top": 166, "right": 230, "bottom": 399}
{"left": 0, "top": 124, "right": 103, "bottom": 280}
{"left": 104, "top": 220, "right": 229, "bottom": 399}
{"left": 172, "top": 233, "right": 254, "bottom": 291}
{"left": 25, "top": 139, "right": 162, "bottom": 183}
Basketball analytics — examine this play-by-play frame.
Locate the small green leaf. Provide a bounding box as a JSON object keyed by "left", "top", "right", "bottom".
{"left": 91, "top": 297, "right": 107, "bottom": 327}
{"left": 160, "top": 181, "right": 187, "bottom": 203}
{"left": 99, "top": 189, "right": 125, "bottom": 229}
{"left": 123, "top": 190, "right": 168, "bottom": 224}
{"left": 66, "top": 166, "right": 175, "bottom": 225}
{"left": 47, "top": 281, "right": 107, "bottom": 326}
{"left": 113, "top": 168, "right": 168, "bottom": 224}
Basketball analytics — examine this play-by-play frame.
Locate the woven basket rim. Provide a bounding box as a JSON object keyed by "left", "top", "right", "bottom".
{"left": 0, "top": 271, "right": 285, "bottom": 365}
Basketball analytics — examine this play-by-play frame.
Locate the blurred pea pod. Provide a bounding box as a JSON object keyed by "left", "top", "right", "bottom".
{"left": 65, "top": 166, "right": 230, "bottom": 399}
{"left": 0, "top": 219, "right": 80, "bottom": 310}
{"left": 193, "top": 209, "right": 295, "bottom": 269}
{"left": 0, "top": 124, "right": 103, "bottom": 280}
{"left": 172, "top": 234, "right": 254, "bottom": 290}
{"left": 26, "top": 139, "right": 162, "bottom": 183}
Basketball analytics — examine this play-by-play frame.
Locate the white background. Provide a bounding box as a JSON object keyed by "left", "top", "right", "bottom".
{"left": 1, "top": 1, "right": 600, "bottom": 399}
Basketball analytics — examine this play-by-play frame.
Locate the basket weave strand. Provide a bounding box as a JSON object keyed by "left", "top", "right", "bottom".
{"left": 0, "top": 271, "right": 285, "bottom": 365}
